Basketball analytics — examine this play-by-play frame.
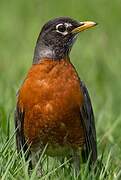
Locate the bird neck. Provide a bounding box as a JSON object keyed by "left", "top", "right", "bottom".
{"left": 33, "top": 42, "right": 70, "bottom": 64}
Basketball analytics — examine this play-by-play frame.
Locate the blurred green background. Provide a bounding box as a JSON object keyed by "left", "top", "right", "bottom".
{"left": 0, "top": 0, "right": 121, "bottom": 177}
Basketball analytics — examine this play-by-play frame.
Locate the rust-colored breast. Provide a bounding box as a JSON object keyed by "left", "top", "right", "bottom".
{"left": 18, "top": 59, "right": 85, "bottom": 155}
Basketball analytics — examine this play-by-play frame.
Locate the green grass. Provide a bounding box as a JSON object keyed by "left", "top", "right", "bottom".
{"left": 0, "top": 0, "right": 121, "bottom": 179}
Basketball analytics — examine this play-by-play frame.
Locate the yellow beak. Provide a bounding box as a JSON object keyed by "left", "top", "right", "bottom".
{"left": 72, "top": 21, "right": 97, "bottom": 33}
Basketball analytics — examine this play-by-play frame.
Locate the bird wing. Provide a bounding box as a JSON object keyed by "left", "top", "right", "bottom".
{"left": 80, "top": 80, "right": 97, "bottom": 164}
{"left": 14, "top": 106, "right": 28, "bottom": 153}
{"left": 14, "top": 105, "right": 32, "bottom": 169}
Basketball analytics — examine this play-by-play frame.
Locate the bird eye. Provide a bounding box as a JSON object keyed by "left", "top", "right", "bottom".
{"left": 56, "top": 24, "right": 66, "bottom": 33}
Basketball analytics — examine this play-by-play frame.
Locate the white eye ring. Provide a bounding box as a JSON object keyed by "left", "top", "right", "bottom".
{"left": 56, "top": 23, "right": 68, "bottom": 35}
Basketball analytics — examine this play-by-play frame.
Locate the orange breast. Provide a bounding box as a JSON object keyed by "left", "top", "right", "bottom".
{"left": 17, "top": 59, "right": 85, "bottom": 154}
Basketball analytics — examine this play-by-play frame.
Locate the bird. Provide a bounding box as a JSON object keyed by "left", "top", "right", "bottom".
{"left": 15, "top": 17, "right": 97, "bottom": 174}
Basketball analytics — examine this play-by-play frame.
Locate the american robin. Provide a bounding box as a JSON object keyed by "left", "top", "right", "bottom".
{"left": 15, "top": 17, "right": 97, "bottom": 173}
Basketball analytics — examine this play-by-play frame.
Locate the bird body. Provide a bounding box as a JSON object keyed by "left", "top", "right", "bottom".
{"left": 15, "top": 17, "right": 97, "bottom": 173}
{"left": 18, "top": 58, "right": 85, "bottom": 155}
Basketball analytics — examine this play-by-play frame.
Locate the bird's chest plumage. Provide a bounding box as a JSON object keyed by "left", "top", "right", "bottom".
{"left": 18, "top": 59, "right": 84, "bottom": 154}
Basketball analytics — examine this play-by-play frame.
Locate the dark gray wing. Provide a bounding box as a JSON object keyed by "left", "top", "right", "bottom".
{"left": 14, "top": 106, "right": 28, "bottom": 153}
{"left": 80, "top": 80, "right": 97, "bottom": 165}
{"left": 15, "top": 106, "right": 32, "bottom": 169}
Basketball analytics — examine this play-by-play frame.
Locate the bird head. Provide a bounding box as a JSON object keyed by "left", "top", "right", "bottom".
{"left": 33, "top": 17, "right": 97, "bottom": 63}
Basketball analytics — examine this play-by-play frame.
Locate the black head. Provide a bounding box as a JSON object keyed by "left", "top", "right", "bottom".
{"left": 33, "top": 17, "right": 97, "bottom": 63}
